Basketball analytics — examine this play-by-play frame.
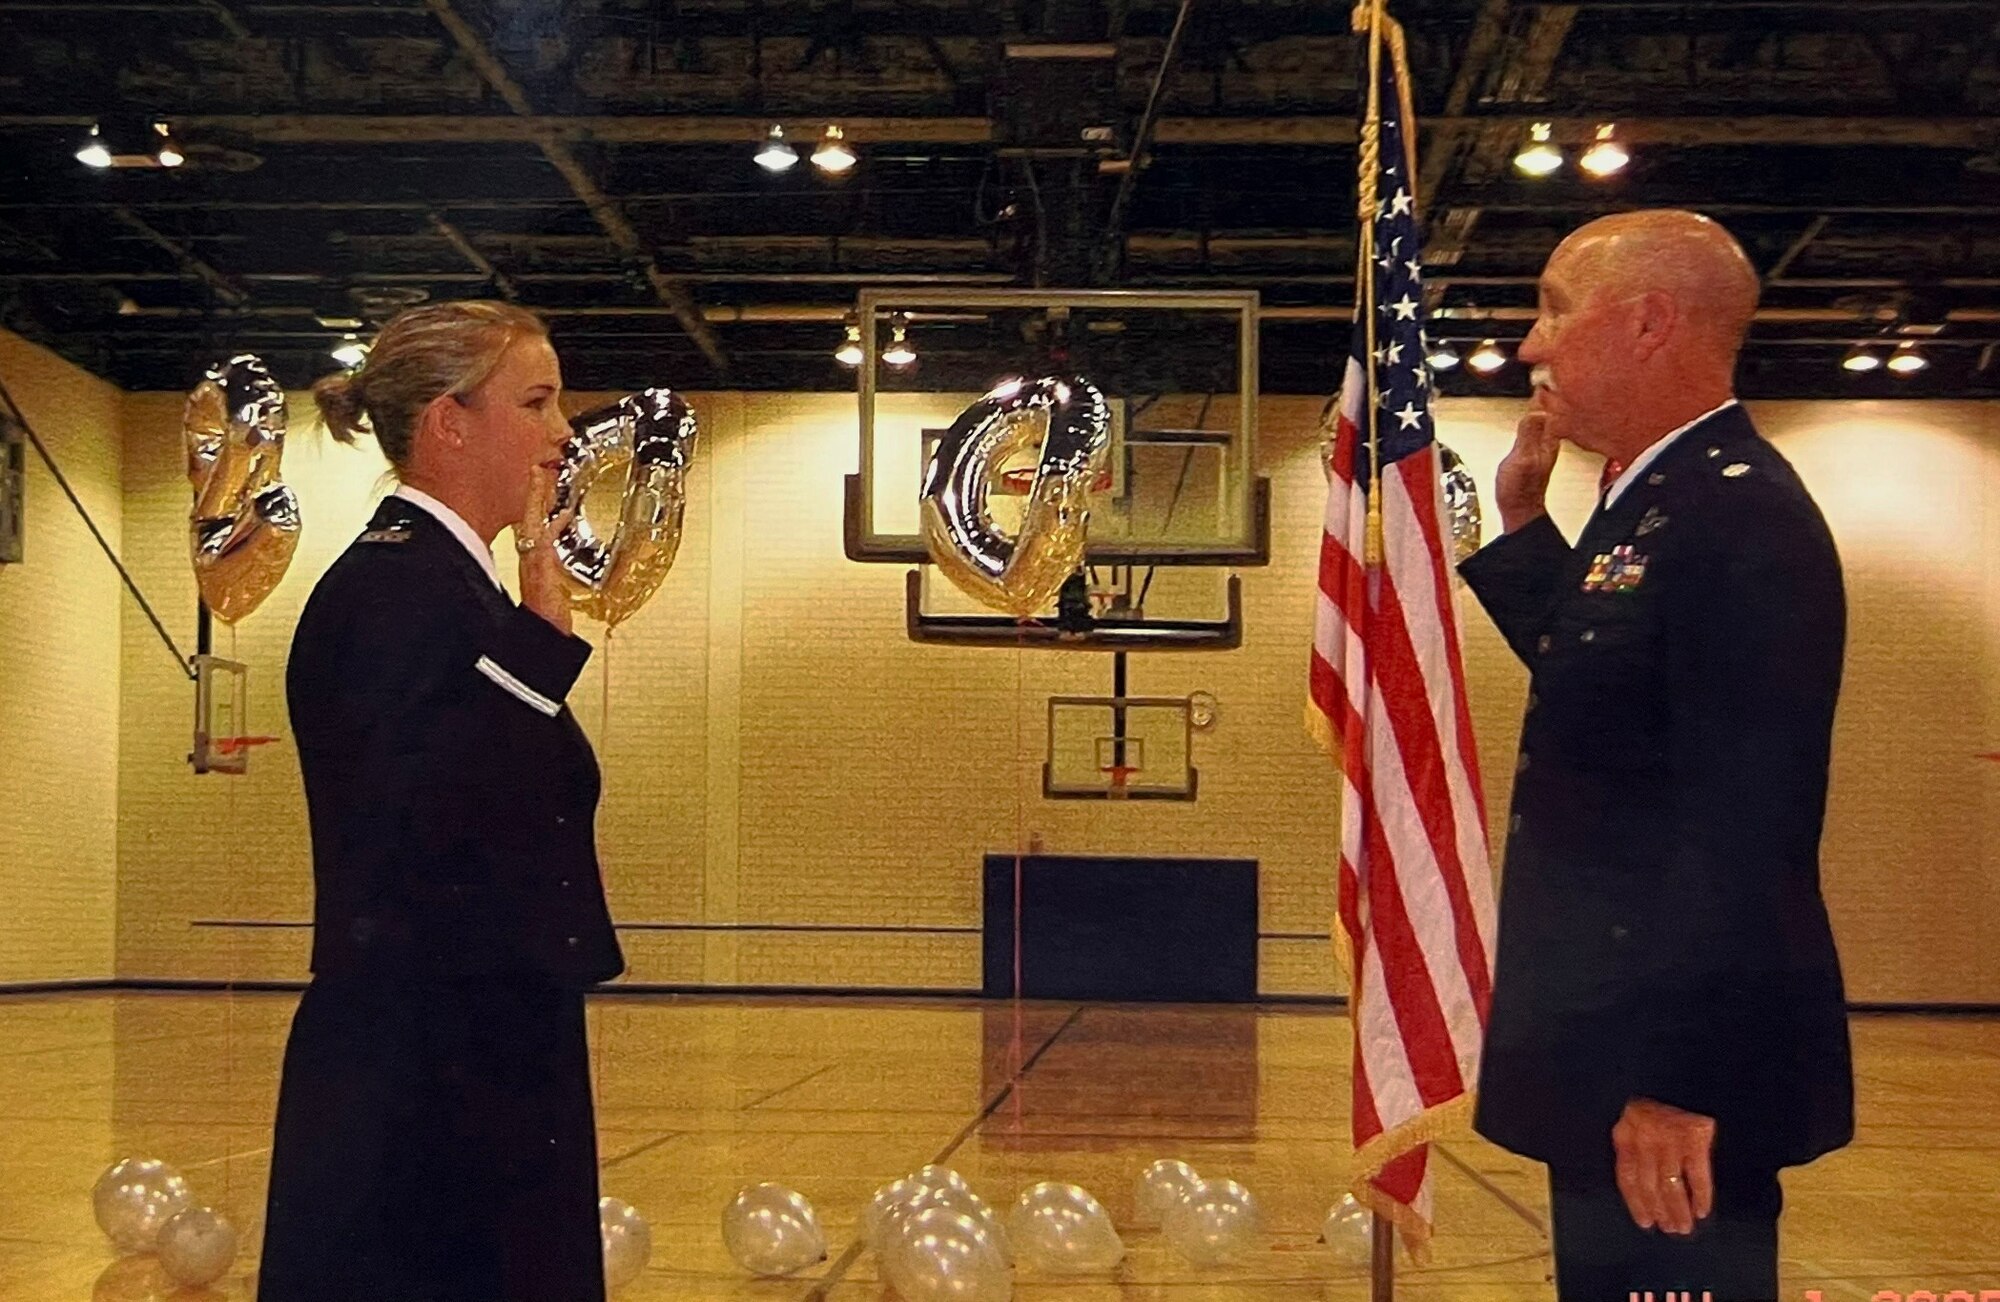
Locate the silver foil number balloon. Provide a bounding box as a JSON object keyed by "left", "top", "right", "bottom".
{"left": 920, "top": 374, "right": 1111, "bottom": 618}
{"left": 156, "top": 1206, "right": 238, "bottom": 1287}
{"left": 548, "top": 388, "right": 699, "bottom": 628}
{"left": 1162, "top": 1178, "right": 1263, "bottom": 1267}
{"left": 884, "top": 1207, "right": 1012, "bottom": 1302}
{"left": 185, "top": 354, "right": 300, "bottom": 623}
{"left": 600, "top": 1196, "right": 652, "bottom": 1293}
{"left": 1007, "top": 1182, "right": 1123, "bottom": 1274}
{"left": 1320, "top": 1193, "right": 1374, "bottom": 1269}
{"left": 1437, "top": 442, "right": 1483, "bottom": 564}
{"left": 1132, "top": 1158, "right": 1202, "bottom": 1229}
{"left": 91, "top": 1157, "right": 192, "bottom": 1254}
{"left": 721, "top": 1183, "right": 827, "bottom": 1277}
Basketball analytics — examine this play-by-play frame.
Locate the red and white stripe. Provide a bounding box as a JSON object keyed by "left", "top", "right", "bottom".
{"left": 1306, "top": 356, "right": 1497, "bottom": 1246}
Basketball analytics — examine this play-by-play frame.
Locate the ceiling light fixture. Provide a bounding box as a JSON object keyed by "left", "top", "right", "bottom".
{"left": 1579, "top": 122, "right": 1628, "bottom": 177}
{"left": 833, "top": 317, "right": 864, "bottom": 366}
{"left": 880, "top": 314, "right": 916, "bottom": 367}
{"left": 1885, "top": 342, "right": 1928, "bottom": 375}
{"left": 329, "top": 334, "right": 370, "bottom": 369}
{"left": 1513, "top": 122, "right": 1563, "bottom": 177}
{"left": 1426, "top": 341, "right": 1462, "bottom": 371}
{"left": 754, "top": 123, "right": 799, "bottom": 173}
{"left": 1467, "top": 339, "right": 1509, "bottom": 374}
{"left": 1841, "top": 345, "right": 1882, "bottom": 373}
{"left": 811, "top": 124, "right": 857, "bottom": 174}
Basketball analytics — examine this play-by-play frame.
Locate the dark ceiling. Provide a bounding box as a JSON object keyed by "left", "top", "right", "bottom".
{"left": 0, "top": 0, "right": 1996, "bottom": 397}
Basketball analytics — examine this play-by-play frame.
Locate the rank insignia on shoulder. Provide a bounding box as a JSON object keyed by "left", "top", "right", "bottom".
{"left": 1722, "top": 462, "right": 1753, "bottom": 479}
{"left": 360, "top": 526, "right": 411, "bottom": 544}
{"left": 1636, "top": 507, "right": 1669, "bottom": 537}
{"left": 1583, "top": 544, "right": 1648, "bottom": 593}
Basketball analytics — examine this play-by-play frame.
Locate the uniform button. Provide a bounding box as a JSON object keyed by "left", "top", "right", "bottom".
{"left": 1526, "top": 693, "right": 1539, "bottom": 712}
{"left": 566, "top": 936, "right": 580, "bottom": 948}
{"left": 1509, "top": 814, "right": 1523, "bottom": 835}
{"left": 560, "top": 878, "right": 572, "bottom": 889}
{"left": 1516, "top": 752, "right": 1530, "bottom": 775}
{"left": 1611, "top": 925, "right": 1629, "bottom": 940}
{"left": 1579, "top": 628, "right": 1596, "bottom": 644}
{"left": 1536, "top": 635, "right": 1552, "bottom": 654}
{"left": 555, "top": 814, "right": 567, "bottom": 828}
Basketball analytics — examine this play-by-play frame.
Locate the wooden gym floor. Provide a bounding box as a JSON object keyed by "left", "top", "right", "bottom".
{"left": 1, "top": 992, "right": 1995, "bottom": 1300}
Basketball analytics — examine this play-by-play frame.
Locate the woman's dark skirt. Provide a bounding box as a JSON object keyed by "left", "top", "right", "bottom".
{"left": 256, "top": 971, "right": 605, "bottom": 1302}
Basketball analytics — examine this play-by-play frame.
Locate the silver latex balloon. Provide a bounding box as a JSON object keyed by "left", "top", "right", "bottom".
{"left": 1162, "top": 1178, "right": 1263, "bottom": 1267}
{"left": 547, "top": 388, "right": 700, "bottom": 628}
{"left": 600, "top": 1196, "right": 652, "bottom": 1293}
{"left": 920, "top": 373, "right": 1112, "bottom": 618}
{"left": 156, "top": 1205, "right": 237, "bottom": 1287}
{"left": 910, "top": 1164, "right": 973, "bottom": 1195}
{"left": 721, "top": 1183, "right": 827, "bottom": 1278}
{"left": 1437, "top": 442, "right": 1483, "bottom": 563}
{"left": 886, "top": 1184, "right": 1009, "bottom": 1265}
{"left": 185, "top": 353, "right": 300, "bottom": 623}
{"left": 864, "top": 1176, "right": 929, "bottom": 1253}
{"left": 91, "top": 1158, "right": 191, "bottom": 1254}
{"left": 1131, "top": 1158, "right": 1202, "bottom": 1229}
{"left": 1320, "top": 1193, "right": 1374, "bottom": 1269}
{"left": 1007, "top": 1182, "right": 1123, "bottom": 1274}
{"left": 884, "top": 1207, "right": 1012, "bottom": 1302}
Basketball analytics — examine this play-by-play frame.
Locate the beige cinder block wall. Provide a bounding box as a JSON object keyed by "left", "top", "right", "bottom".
{"left": 109, "top": 377, "right": 2000, "bottom": 1004}
{"left": 0, "top": 330, "right": 124, "bottom": 986}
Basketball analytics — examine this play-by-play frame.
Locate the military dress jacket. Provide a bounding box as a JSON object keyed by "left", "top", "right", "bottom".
{"left": 287, "top": 494, "right": 625, "bottom": 988}
{"left": 1458, "top": 404, "right": 1853, "bottom": 1174}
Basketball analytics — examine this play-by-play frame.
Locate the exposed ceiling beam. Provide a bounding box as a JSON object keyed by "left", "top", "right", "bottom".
{"left": 427, "top": 211, "right": 516, "bottom": 300}
{"left": 4, "top": 114, "right": 1995, "bottom": 150}
{"left": 419, "top": 0, "right": 728, "bottom": 375}
{"left": 1765, "top": 214, "right": 1831, "bottom": 283}
{"left": 108, "top": 207, "right": 249, "bottom": 306}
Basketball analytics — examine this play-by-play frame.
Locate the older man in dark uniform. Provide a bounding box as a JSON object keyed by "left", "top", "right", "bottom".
{"left": 1458, "top": 210, "right": 1853, "bottom": 1302}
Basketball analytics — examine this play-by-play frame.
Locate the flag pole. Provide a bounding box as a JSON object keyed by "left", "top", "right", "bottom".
{"left": 1355, "top": 0, "right": 1388, "bottom": 569}
{"left": 1354, "top": 2, "right": 1397, "bottom": 1294}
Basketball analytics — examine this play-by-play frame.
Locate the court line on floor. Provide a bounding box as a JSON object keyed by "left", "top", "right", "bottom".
{"left": 800, "top": 1004, "right": 1086, "bottom": 1302}
{"left": 742, "top": 1063, "right": 838, "bottom": 1111}
{"left": 600, "top": 1131, "right": 687, "bottom": 1170}
{"left": 1432, "top": 1141, "right": 1548, "bottom": 1237}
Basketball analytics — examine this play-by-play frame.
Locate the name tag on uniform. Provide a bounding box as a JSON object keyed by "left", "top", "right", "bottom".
{"left": 1583, "top": 544, "right": 1648, "bottom": 593}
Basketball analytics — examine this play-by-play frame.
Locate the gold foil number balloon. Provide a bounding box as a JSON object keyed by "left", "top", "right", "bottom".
{"left": 91, "top": 1157, "right": 191, "bottom": 1254}
{"left": 1437, "top": 442, "right": 1484, "bottom": 564}
{"left": 184, "top": 354, "right": 300, "bottom": 623}
{"left": 920, "top": 374, "right": 1111, "bottom": 618}
{"left": 548, "top": 388, "right": 699, "bottom": 628}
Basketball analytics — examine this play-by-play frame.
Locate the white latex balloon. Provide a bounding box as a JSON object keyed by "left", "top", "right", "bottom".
{"left": 864, "top": 1176, "right": 929, "bottom": 1253}
{"left": 1007, "top": 1181, "right": 1123, "bottom": 1274}
{"left": 910, "top": 1164, "right": 973, "bottom": 1195}
{"left": 600, "top": 1196, "right": 652, "bottom": 1293}
{"left": 888, "top": 1185, "right": 1009, "bottom": 1264}
{"left": 721, "top": 1183, "right": 827, "bottom": 1277}
{"left": 156, "top": 1206, "right": 237, "bottom": 1287}
{"left": 885, "top": 1207, "right": 1011, "bottom": 1302}
{"left": 1162, "top": 1178, "right": 1263, "bottom": 1267}
{"left": 1131, "top": 1158, "right": 1202, "bottom": 1229}
{"left": 91, "top": 1158, "right": 192, "bottom": 1254}
{"left": 1321, "top": 1193, "right": 1374, "bottom": 1268}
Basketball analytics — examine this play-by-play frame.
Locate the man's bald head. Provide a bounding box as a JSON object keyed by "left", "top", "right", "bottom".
{"left": 1551, "top": 210, "right": 1761, "bottom": 361}
{"left": 1519, "top": 210, "right": 1759, "bottom": 458}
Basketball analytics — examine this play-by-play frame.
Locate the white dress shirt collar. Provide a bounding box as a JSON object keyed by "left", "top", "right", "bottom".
{"left": 1604, "top": 398, "right": 1740, "bottom": 508}
{"left": 391, "top": 484, "right": 504, "bottom": 592}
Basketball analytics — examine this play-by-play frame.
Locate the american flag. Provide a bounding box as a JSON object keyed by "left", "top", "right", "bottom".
{"left": 1304, "top": 16, "right": 1497, "bottom": 1253}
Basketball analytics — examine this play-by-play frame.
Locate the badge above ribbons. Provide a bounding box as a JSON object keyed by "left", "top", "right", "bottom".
{"left": 184, "top": 354, "right": 302, "bottom": 623}
{"left": 546, "top": 388, "right": 700, "bottom": 628}
{"left": 920, "top": 374, "right": 1112, "bottom": 618}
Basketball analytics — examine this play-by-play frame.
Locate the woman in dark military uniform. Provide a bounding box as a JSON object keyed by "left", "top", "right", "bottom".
{"left": 258, "top": 301, "right": 625, "bottom": 1302}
